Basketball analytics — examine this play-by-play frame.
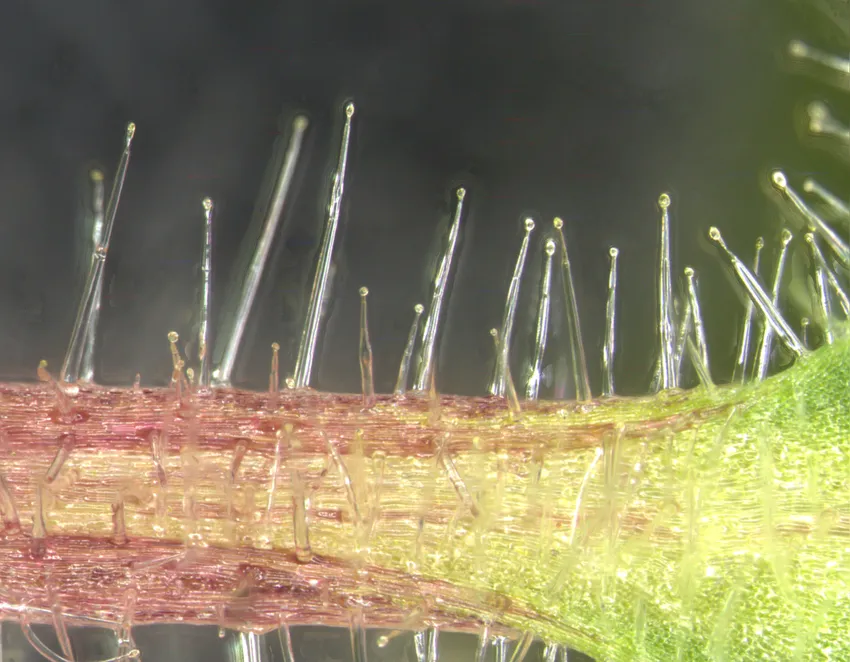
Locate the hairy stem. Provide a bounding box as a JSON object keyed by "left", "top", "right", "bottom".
{"left": 0, "top": 333, "right": 848, "bottom": 661}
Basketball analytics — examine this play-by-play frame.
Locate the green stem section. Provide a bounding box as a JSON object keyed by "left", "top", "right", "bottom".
{"left": 0, "top": 332, "right": 847, "bottom": 661}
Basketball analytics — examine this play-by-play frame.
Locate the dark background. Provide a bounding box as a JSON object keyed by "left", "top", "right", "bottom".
{"left": 0, "top": 0, "right": 844, "bottom": 397}
{"left": 0, "top": 0, "right": 847, "bottom": 660}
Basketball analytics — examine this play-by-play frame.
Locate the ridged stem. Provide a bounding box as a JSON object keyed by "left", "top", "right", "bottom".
{"left": 0, "top": 333, "right": 847, "bottom": 661}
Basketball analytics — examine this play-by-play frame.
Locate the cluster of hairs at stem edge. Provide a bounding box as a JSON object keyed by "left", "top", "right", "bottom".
{"left": 1, "top": 7, "right": 850, "bottom": 662}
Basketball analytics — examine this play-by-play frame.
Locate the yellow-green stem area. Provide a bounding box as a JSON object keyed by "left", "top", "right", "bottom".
{"left": 443, "top": 332, "right": 850, "bottom": 661}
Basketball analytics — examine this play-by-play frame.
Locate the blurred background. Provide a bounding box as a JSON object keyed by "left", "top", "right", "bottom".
{"left": 0, "top": 0, "right": 847, "bottom": 659}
